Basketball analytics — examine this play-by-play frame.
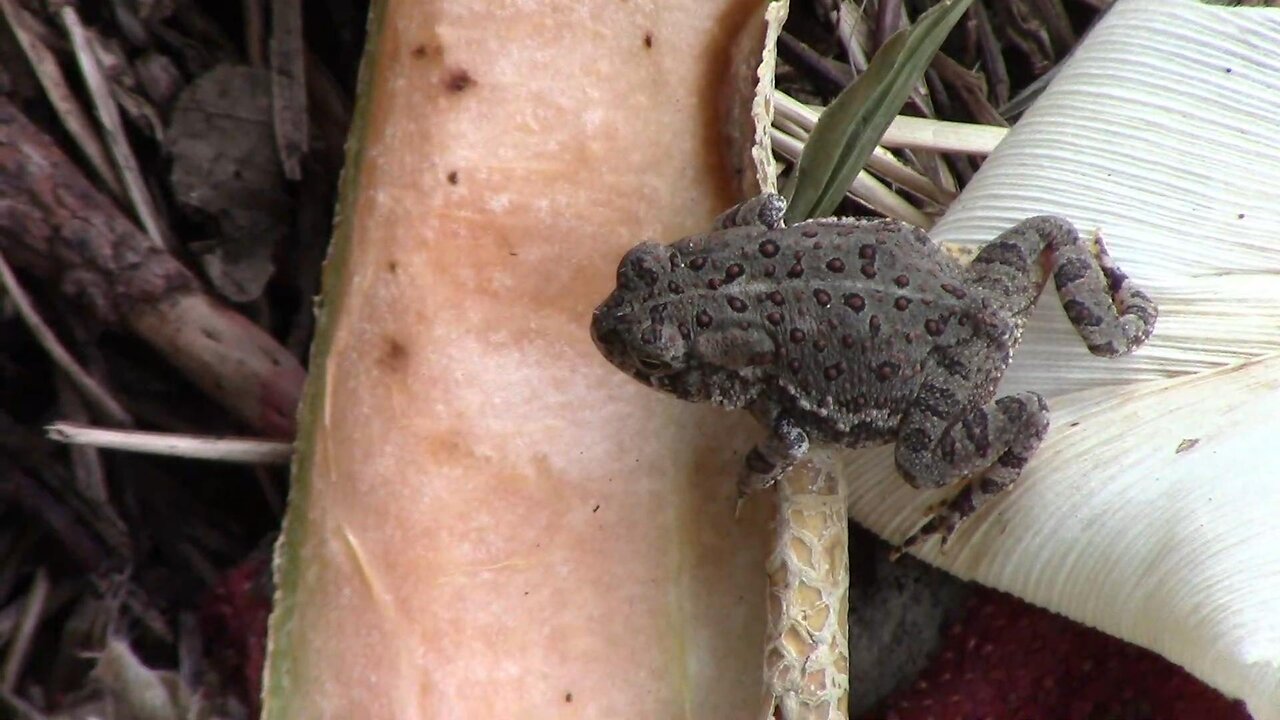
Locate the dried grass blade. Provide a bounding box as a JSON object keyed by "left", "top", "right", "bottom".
{"left": 0, "top": 0, "right": 123, "bottom": 199}
{"left": 59, "top": 6, "right": 170, "bottom": 250}
{"left": 270, "top": 0, "right": 308, "bottom": 180}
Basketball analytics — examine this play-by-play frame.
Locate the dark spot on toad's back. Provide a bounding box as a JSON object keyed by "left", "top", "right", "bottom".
{"left": 876, "top": 360, "right": 900, "bottom": 381}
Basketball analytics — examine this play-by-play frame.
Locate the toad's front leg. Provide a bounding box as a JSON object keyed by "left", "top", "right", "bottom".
{"left": 737, "top": 415, "right": 809, "bottom": 512}
{"left": 712, "top": 192, "right": 787, "bottom": 231}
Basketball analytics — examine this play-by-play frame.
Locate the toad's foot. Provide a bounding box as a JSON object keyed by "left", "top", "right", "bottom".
{"left": 892, "top": 390, "right": 1050, "bottom": 559}
{"left": 735, "top": 416, "right": 809, "bottom": 516}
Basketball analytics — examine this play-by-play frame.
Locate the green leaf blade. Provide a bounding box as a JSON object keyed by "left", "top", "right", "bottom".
{"left": 784, "top": 0, "right": 975, "bottom": 223}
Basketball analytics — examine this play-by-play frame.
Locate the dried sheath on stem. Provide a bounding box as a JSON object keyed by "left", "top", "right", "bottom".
{"left": 763, "top": 457, "right": 850, "bottom": 720}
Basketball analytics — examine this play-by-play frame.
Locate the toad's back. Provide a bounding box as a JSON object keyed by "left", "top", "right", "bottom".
{"left": 665, "top": 218, "right": 979, "bottom": 445}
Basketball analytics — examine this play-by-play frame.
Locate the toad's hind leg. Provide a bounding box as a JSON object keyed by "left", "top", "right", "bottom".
{"left": 968, "top": 216, "right": 1157, "bottom": 357}
{"left": 713, "top": 193, "right": 787, "bottom": 231}
{"left": 892, "top": 351, "right": 1051, "bottom": 553}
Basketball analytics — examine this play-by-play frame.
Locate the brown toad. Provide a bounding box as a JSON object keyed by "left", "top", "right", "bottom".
{"left": 590, "top": 194, "right": 1156, "bottom": 551}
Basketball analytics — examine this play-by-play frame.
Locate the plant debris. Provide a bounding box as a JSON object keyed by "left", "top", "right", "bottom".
{"left": 0, "top": 1, "right": 356, "bottom": 715}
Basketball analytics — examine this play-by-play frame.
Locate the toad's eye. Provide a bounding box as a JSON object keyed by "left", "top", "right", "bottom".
{"left": 637, "top": 357, "right": 671, "bottom": 373}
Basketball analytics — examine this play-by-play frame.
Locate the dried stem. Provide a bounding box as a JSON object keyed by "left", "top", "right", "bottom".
{"left": 0, "top": 98, "right": 305, "bottom": 436}
{"left": 762, "top": 457, "right": 850, "bottom": 720}
{"left": 0, "top": 568, "right": 48, "bottom": 693}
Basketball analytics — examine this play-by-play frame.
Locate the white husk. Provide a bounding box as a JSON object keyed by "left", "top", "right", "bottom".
{"left": 841, "top": 1, "right": 1280, "bottom": 717}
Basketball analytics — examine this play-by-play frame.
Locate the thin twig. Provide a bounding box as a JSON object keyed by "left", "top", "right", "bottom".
{"left": 270, "top": 0, "right": 307, "bottom": 179}
{"left": 0, "top": 687, "right": 47, "bottom": 720}
{"left": 59, "top": 5, "right": 171, "bottom": 250}
{"left": 46, "top": 422, "right": 293, "bottom": 464}
{"left": 930, "top": 52, "right": 1008, "bottom": 127}
{"left": 0, "top": 250, "right": 133, "bottom": 426}
{"left": 244, "top": 0, "right": 266, "bottom": 66}
{"left": 53, "top": 374, "right": 134, "bottom": 559}
{"left": 0, "top": 568, "right": 49, "bottom": 693}
{"left": 777, "top": 31, "right": 854, "bottom": 88}
{"left": 832, "top": 1, "right": 870, "bottom": 73}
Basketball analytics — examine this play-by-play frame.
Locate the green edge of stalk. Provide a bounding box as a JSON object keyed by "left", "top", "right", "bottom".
{"left": 261, "top": 1, "right": 388, "bottom": 717}
{"left": 784, "top": 0, "right": 975, "bottom": 223}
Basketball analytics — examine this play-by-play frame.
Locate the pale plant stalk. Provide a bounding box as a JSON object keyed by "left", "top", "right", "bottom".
{"left": 761, "top": 457, "right": 850, "bottom": 720}
{"left": 46, "top": 422, "right": 293, "bottom": 464}
{"left": 773, "top": 91, "right": 1006, "bottom": 155}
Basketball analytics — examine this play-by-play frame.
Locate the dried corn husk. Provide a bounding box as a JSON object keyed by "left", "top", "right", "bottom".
{"left": 841, "top": 2, "right": 1280, "bottom": 717}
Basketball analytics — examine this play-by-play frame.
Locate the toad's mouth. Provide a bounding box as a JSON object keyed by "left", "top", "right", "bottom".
{"left": 589, "top": 304, "right": 654, "bottom": 383}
